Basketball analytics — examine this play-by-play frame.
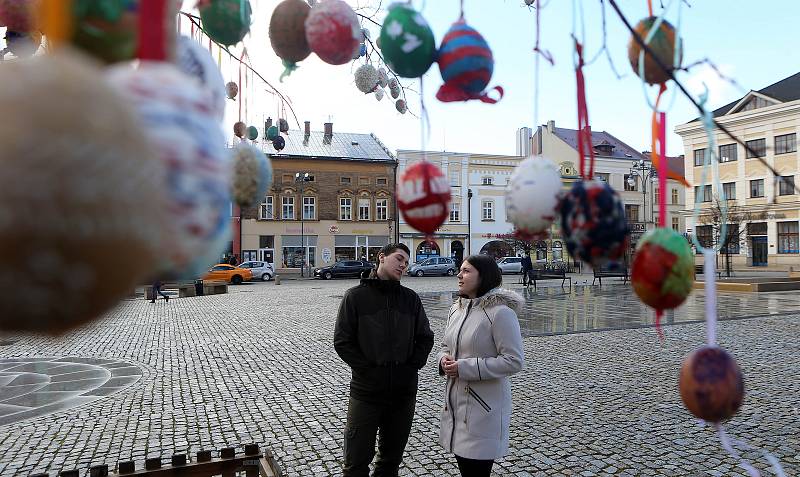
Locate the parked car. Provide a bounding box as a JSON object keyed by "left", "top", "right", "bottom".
{"left": 314, "top": 260, "right": 375, "bottom": 280}
{"left": 203, "top": 264, "right": 253, "bottom": 284}
{"left": 496, "top": 256, "right": 523, "bottom": 274}
{"left": 237, "top": 261, "right": 274, "bottom": 281}
{"left": 407, "top": 257, "right": 457, "bottom": 277}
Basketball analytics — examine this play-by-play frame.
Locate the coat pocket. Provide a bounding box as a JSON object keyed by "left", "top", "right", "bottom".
{"left": 466, "top": 383, "right": 502, "bottom": 439}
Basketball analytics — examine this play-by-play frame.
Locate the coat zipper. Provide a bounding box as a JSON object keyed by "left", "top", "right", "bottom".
{"left": 448, "top": 301, "right": 473, "bottom": 451}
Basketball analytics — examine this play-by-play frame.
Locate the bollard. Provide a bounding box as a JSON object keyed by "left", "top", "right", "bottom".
{"left": 275, "top": 275, "right": 281, "bottom": 285}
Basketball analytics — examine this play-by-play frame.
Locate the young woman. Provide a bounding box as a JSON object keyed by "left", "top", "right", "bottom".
{"left": 437, "top": 254, "right": 525, "bottom": 476}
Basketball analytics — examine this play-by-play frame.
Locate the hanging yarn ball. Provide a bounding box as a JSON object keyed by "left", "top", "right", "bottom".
{"left": 267, "top": 125, "right": 279, "bottom": 141}
{"left": 505, "top": 156, "right": 562, "bottom": 239}
{"left": 379, "top": 2, "right": 436, "bottom": 78}
{"left": 304, "top": 0, "right": 360, "bottom": 66}
{"left": 377, "top": 67, "right": 389, "bottom": 88}
{"left": 354, "top": 64, "right": 379, "bottom": 93}
{"left": 231, "top": 143, "right": 272, "bottom": 207}
{"left": 107, "top": 62, "right": 231, "bottom": 280}
{"left": 70, "top": 0, "right": 139, "bottom": 64}
{"left": 4, "top": 30, "right": 42, "bottom": 57}
{"left": 395, "top": 99, "right": 407, "bottom": 114}
{"left": 197, "top": 0, "right": 252, "bottom": 46}
{"left": 175, "top": 35, "right": 227, "bottom": 122}
{"left": 628, "top": 17, "right": 682, "bottom": 85}
{"left": 273, "top": 135, "right": 286, "bottom": 151}
{"left": 631, "top": 227, "right": 694, "bottom": 310}
{"left": 247, "top": 125, "right": 258, "bottom": 140}
{"left": 679, "top": 346, "right": 744, "bottom": 422}
{"left": 233, "top": 121, "right": 246, "bottom": 138}
{"left": 375, "top": 88, "right": 384, "bottom": 101}
{"left": 0, "top": 0, "right": 37, "bottom": 32}
{"left": 226, "top": 81, "right": 239, "bottom": 99}
{"left": 559, "top": 180, "right": 629, "bottom": 267}
{"left": 269, "top": 0, "right": 311, "bottom": 79}
{"left": 436, "top": 19, "right": 502, "bottom": 103}
{"left": 397, "top": 161, "right": 451, "bottom": 235}
{"left": 278, "top": 118, "right": 289, "bottom": 133}
{"left": 0, "top": 51, "right": 165, "bottom": 334}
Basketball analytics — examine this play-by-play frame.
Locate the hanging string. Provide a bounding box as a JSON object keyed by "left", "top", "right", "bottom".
{"left": 459, "top": 0, "right": 465, "bottom": 19}
{"left": 137, "top": 0, "right": 169, "bottom": 60}
{"left": 238, "top": 49, "right": 243, "bottom": 122}
{"left": 532, "top": 0, "right": 554, "bottom": 65}
{"left": 574, "top": 40, "right": 595, "bottom": 180}
{"left": 647, "top": 0, "right": 653, "bottom": 16}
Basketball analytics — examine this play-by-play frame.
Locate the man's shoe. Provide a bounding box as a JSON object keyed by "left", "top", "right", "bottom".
{"left": 165, "top": 296, "right": 169, "bottom": 302}
{"left": 150, "top": 300, "right": 155, "bottom": 303}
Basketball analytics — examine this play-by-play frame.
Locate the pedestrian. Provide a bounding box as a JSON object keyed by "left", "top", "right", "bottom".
{"left": 150, "top": 279, "right": 169, "bottom": 303}
{"left": 334, "top": 243, "right": 435, "bottom": 477}
{"left": 521, "top": 252, "right": 533, "bottom": 287}
{"left": 228, "top": 254, "right": 238, "bottom": 265}
{"left": 438, "top": 254, "right": 525, "bottom": 477}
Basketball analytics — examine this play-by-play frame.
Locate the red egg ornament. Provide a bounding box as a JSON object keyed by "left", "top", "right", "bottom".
{"left": 304, "top": 0, "right": 360, "bottom": 66}
{"left": 397, "top": 162, "right": 451, "bottom": 235}
{"left": 679, "top": 346, "right": 744, "bottom": 422}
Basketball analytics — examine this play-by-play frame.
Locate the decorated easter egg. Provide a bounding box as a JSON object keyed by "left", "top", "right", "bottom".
{"left": 0, "top": 51, "right": 165, "bottom": 334}
{"left": 278, "top": 118, "right": 289, "bottom": 133}
{"left": 231, "top": 143, "right": 272, "bottom": 207}
{"left": 505, "top": 156, "right": 562, "bottom": 239}
{"left": 247, "top": 125, "right": 258, "bottom": 140}
{"left": 175, "top": 35, "right": 226, "bottom": 121}
{"left": 679, "top": 346, "right": 744, "bottom": 422}
{"left": 397, "top": 161, "right": 451, "bottom": 235}
{"left": 269, "top": 0, "right": 311, "bottom": 76}
{"left": 233, "top": 121, "right": 246, "bottom": 138}
{"left": 198, "top": 0, "right": 252, "bottom": 46}
{"left": 272, "top": 135, "right": 286, "bottom": 151}
{"left": 0, "top": 0, "right": 37, "bottom": 32}
{"left": 437, "top": 19, "right": 502, "bottom": 103}
{"left": 354, "top": 63, "right": 379, "bottom": 93}
{"left": 304, "top": 0, "right": 360, "bottom": 65}
{"left": 70, "top": 0, "right": 138, "bottom": 63}
{"left": 226, "top": 81, "right": 239, "bottom": 99}
{"left": 559, "top": 180, "right": 629, "bottom": 267}
{"left": 632, "top": 227, "right": 694, "bottom": 310}
{"left": 395, "top": 98, "right": 407, "bottom": 114}
{"left": 628, "top": 16, "right": 682, "bottom": 85}
{"left": 267, "top": 125, "right": 279, "bottom": 141}
{"left": 379, "top": 3, "right": 436, "bottom": 78}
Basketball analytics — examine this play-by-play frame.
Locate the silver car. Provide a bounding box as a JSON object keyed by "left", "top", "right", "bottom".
{"left": 238, "top": 261, "right": 275, "bottom": 281}
{"left": 497, "top": 256, "right": 523, "bottom": 274}
{"left": 407, "top": 257, "right": 457, "bottom": 277}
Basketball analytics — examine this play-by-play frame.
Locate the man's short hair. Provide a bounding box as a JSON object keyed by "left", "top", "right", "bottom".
{"left": 379, "top": 243, "right": 410, "bottom": 257}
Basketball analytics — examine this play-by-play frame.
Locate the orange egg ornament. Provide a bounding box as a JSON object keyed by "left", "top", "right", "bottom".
{"left": 628, "top": 17, "right": 682, "bottom": 85}
{"left": 679, "top": 346, "right": 744, "bottom": 422}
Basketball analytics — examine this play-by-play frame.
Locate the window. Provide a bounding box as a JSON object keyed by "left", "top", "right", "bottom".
{"left": 745, "top": 138, "right": 766, "bottom": 159}
{"left": 719, "top": 144, "right": 737, "bottom": 162}
{"left": 624, "top": 204, "right": 639, "bottom": 222}
{"left": 302, "top": 196, "right": 315, "bottom": 220}
{"left": 482, "top": 176, "right": 493, "bottom": 185}
{"left": 671, "top": 188, "right": 679, "bottom": 205}
{"left": 624, "top": 174, "right": 638, "bottom": 191}
{"left": 340, "top": 198, "right": 352, "bottom": 220}
{"left": 779, "top": 176, "right": 795, "bottom": 196}
{"left": 672, "top": 216, "right": 679, "bottom": 231}
{"left": 259, "top": 196, "right": 274, "bottom": 220}
{"left": 747, "top": 222, "right": 767, "bottom": 235}
{"left": 376, "top": 177, "right": 388, "bottom": 186}
{"left": 358, "top": 198, "right": 370, "bottom": 220}
{"left": 777, "top": 222, "right": 799, "bottom": 254}
{"left": 721, "top": 224, "right": 740, "bottom": 254}
{"left": 775, "top": 133, "right": 797, "bottom": 155}
{"left": 481, "top": 200, "right": 494, "bottom": 220}
{"left": 450, "top": 169, "right": 460, "bottom": 186}
{"left": 359, "top": 177, "right": 370, "bottom": 186}
{"left": 595, "top": 173, "right": 610, "bottom": 183}
{"left": 281, "top": 196, "right": 294, "bottom": 219}
{"left": 693, "top": 149, "right": 707, "bottom": 167}
{"left": 696, "top": 225, "right": 713, "bottom": 251}
{"left": 449, "top": 202, "right": 460, "bottom": 222}
{"left": 694, "top": 185, "right": 712, "bottom": 203}
{"left": 340, "top": 176, "right": 352, "bottom": 185}
{"left": 722, "top": 182, "right": 736, "bottom": 200}
{"left": 375, "top": 199, "right": 388, "bottom": 220}
{"left": 750, "top": 179, "right": 764, "bottom": 198}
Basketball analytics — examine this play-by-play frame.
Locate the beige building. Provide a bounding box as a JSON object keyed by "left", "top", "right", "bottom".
{"left": 675, "top": 72, "right": 800, "bottom": 269}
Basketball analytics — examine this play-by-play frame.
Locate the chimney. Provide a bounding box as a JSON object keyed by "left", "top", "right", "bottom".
{"left": 324, "top": 122, "right": 333, "bottom": 138}
{"left": 265, "top": 117, "right": 272, "bottom": 129}
{"left": 546, "top": 120, "right": 555, "bottom": 133}
{"left": 304, "top": 121, "right": 311, "bottom": 136}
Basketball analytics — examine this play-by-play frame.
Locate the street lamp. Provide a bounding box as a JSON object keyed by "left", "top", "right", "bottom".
{"left": 295, "top": 172, "right": 310, "bottom": 277}
{"left": 628, "top": 159, "right": 658, "bottom": 225}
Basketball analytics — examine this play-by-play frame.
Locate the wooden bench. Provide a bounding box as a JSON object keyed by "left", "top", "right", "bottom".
{"left": 529, "top": 268, "right": 570, "bottom": 290}
{"left": 592, "top": 266, "right": 628, "bottom": 286}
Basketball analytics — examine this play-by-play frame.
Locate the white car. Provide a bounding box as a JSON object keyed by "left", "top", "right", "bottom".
{"left": 237, "top": 261, "right": 275, "bottom": 281}
{"left": 496, "top": 256, "right": 524, "bottom": 274}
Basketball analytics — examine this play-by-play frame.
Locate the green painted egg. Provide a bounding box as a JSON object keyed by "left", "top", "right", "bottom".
{"left": 378, "top": 3, "right": 435, "bottom": 78}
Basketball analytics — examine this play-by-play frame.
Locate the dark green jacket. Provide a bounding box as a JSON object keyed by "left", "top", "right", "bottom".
{"left": 334, "top": 278, "right": 434, "bottom": 402}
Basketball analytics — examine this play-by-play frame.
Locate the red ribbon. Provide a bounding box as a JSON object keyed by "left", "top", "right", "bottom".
{"left": 137, "top": 0, "right": 169, "bottom": 61}
{"left": 575, "top": 40, "right": 595, "bottom": 180}
{"left": 436, "top": 83, "right": 504, "bottom": 104}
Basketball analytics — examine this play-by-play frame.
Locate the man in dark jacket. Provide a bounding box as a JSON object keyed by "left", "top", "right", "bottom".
{"left": 521, "top": 253, "right": 534, "bottom": 287}
{"left": 334, "top": 243, "right": 434, "bottom": 477}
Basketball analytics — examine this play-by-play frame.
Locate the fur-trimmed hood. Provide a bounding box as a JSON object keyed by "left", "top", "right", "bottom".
{"left": 457, "top": 287, "right": 524, "bottom": 313}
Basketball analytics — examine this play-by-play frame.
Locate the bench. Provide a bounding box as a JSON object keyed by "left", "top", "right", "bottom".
{"left": 592, "top": 265, "right": 628, "bottom": 286}
{"left": 203, "top": 280, "right": 228, "bottom": 296}
{"left": 144, "top": 280, "right": 228, "bottom": 300}
{"left": 528, "top": 268, "right": 570, "bottom": 290}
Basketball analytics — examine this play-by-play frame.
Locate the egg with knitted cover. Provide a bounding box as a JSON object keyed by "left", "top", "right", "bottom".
{"left": 233, "top": 121, "right": 246, "bottom": 138}
{"left": 226, "top": 81, "right": 238, "bottom": 99}
{"left": 247, "top": 125, "right": 258, "bottom": 140}
{"left": 679, "top": 346, "right": 744, "bottom": 422}
{"left": 175, "top": 35, "right": 226, "bottom": 121}
{"left": 267, "top": 125, "right": 279, "bottom": 141}
{"left": 437, "top": 19, "right": 501, "bottom": 103}
{"left": 197, "top": 0, "right": 252, "bottom": 46}
{"left": 272, "top": 135, "right": 286, "bottom": 151}
{"left": 231, "top": 144, "right": 272, "bottom": 207}
{"left": 278, "top": 118, "right": 289, "bottom": 133}
{"left": 304, "top": 0, "right": 360, "bottom": 65}
{"left": 628, "top": 16, "right": 682, "bottom": 85}
{"left": 632, "top": 227, "right": 694, "bottom": 310}
{"left": 397, "top": 161, "right": 451, "bottom": 235}
{"left": 70, "top": 0, "right": 138, "bottom": 64}
{"left": 505, "top": 156, "right": 561, "bottom": 239}
{"left": 379, "top": 2, "right": 436, "bottom": 78}
{"left": 269, "top": 0, "right": 311, "bottom": 78}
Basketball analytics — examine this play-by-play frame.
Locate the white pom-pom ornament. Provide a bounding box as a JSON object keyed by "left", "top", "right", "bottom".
{"left": 505, "top": 156, "right": 562, "bottom": 239}
{"left": 354, "top": 64, "right": 379, "bottom": 93}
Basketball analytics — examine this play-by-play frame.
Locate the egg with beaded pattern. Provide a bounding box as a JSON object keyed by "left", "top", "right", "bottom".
{"left": 505, "top": 156, "right": 562, "bottom": 239}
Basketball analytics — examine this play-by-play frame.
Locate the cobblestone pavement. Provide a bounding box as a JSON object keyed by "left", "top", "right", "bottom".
{"left": 0, "top": 277, "right": 798, "bottom": 476}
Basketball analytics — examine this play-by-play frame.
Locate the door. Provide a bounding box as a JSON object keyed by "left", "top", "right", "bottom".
{"left": 451, "top": 240, "right": 464, "bottom": 267}
{"left": 258, "top": 248, "right": 274, "bottom": 264}
{"left": 751, "top": 237, "right": 768, "bottom": 266}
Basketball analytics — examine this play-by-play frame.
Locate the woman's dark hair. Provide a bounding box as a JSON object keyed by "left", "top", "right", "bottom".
{"left": 463, "top": 254, "right": 502, "bottom": 298}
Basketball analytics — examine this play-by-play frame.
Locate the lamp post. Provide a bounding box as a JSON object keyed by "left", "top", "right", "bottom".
{"left": 295, "top": 172, "right": 310, "bottom": 277}
{"left": 627, "top": 159, "right": 658, "bottom": 226}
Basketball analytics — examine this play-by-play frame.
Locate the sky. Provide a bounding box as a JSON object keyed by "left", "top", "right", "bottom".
{"left": 186, "top": 0, "right": 800, "bottom": 158}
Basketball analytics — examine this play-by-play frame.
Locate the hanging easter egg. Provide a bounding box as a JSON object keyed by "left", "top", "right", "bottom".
{"left": 389, "top": 78, "right": 401, "bottom": 99}
{"left": 679, "top": 346, "right": 744, "bottom": 422}
{"left": 559, "top": 180, "right": 629, "bottom": 267}
{"left": 355, "top": 63, "right": 379, "bottom": 93}
{"left": 437, "top": 19, "right": 503, "bottom": 103}
{"left": 505, "top": 157, "right": 561, "bottom": 239}
{"left": 273, "top": 135, "right": 286, "bottom": 151}
{"left": 628, "top": 17, "right": 682, "bottom": 85}
{"left": 267, "top": 125, "right": 279, "bottom": 141}
{"left": 175, "top": 35, "right": 227, "bottom": 121}
{"left": 247, "top": 125, "right": 258, "bottom": 140}
{"left": 632, "top": 227, "right": 694, "bottom": 310}
{"left": 304, "top": 0, "right": 360, "bottom": 66}
{"left": 269, "top": 0, "right": 311, "bottom": 79}
{"left": 70, "top": 0, "right": 138, "bottom": 63}
{"left": 198, "top": 0, "right": 252, "bottom": 46}
{"left": 278, "top": 118, "right": 289, "bottom": 133}
{"left": 0, "top": 0, "right": 37, "bottom": 32}
{"left": 226, "top": 81, "right": 239, "bottom": 99}
{"left": 233, "top": 121, "right": 246, "bottom": 138}
{"left": 375, "top": 88, "right": 384, "bottom": 101}
{"left": 395, "top": 99, "right": 407, "bottom": 114}
{"left": 379, "top": 3, "right": 436, "bottom": 78}
{"left": 231, "top": 144, "right": 272, "bottom": 207}
{"left": 4, "top": 30, "right": 42, "bottom": 57}
{"left": 397, "top": 161, "right": 451, "bottom": 235}
{"left": 377, "top": 67, "right": 389, "bottom": 88}
{"left": 107, "top": 62, "right": 231, "bottom": 280}
{"left": 0, "top": 51, "right": 165, "bottom": 334}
